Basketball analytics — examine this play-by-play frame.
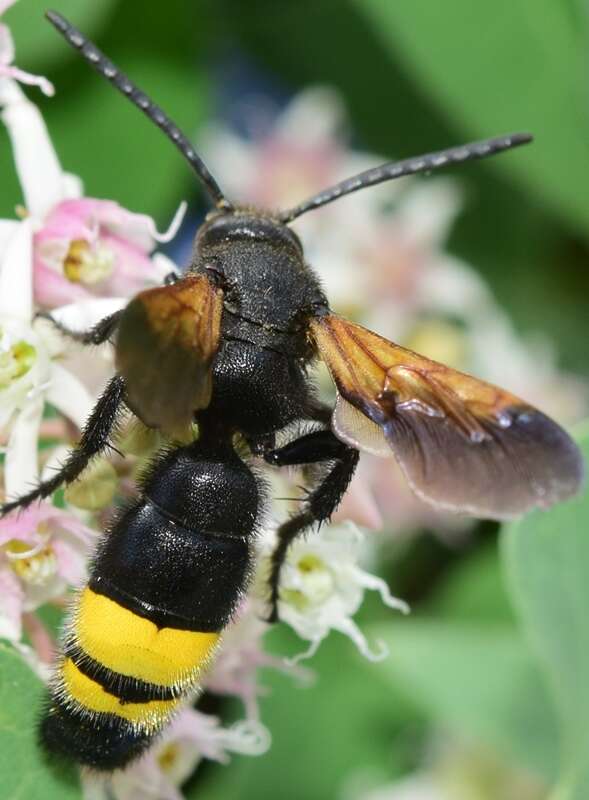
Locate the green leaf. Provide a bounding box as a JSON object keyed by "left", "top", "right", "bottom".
{"left": 5, "top": 0, "right": 117, "bottom": 72}
{"left": 502, "top": 423, "right": 589, "bottom": 799}
{"left": 0, "top": 642, "right": 80, "bottom": 799}
{"left": 370, "top": 619, "right": 559, "bottom": 781}
{"left": 354, "top": 0, "right": 589, "bottom": 235}
{"left": 428, "top": 542, "right": 516, "bottom": 624}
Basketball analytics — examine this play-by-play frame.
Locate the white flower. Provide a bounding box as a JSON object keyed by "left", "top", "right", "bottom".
{"left": 0, "top": 228, "right": 98, "bottom": 499}
{"left": 0, "top": 502, "right": 96, "bottom": 645}
{"left": 82, "top": 708, "right": 271, "bottom": 800}
{"left": 0, "top": 0, "right": 54, "bottom": 96}
{"left": 262, "top": 523, "right": 408, "bottom": 663}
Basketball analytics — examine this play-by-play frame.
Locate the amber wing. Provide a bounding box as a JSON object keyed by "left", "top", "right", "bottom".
{"left": 116, "top": 275, "right": 223, "bottom": 435}
{"left": 310, "top": 314, "right": 584, "bottom": 519}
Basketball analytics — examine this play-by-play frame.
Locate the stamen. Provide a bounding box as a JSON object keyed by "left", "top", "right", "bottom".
{"left": 63, "top": 239, "right": 115, "bottom": 284}
{"left": 0, "top": 337, "right": 37, "bottom": 388}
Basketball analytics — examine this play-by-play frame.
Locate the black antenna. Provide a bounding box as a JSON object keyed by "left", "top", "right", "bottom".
{"left": 279, "top": 133, "right": 532, "bottom": 223}
{"left": 46, "top": 10, "right": 232, "bottom": 211}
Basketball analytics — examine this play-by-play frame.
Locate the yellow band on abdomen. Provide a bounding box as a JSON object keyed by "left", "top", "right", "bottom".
{"left": 74, "top": 588, "right": 220, "bottom": 687}
{"left": 62, "top": 658, "right": 178, "bottom": 729}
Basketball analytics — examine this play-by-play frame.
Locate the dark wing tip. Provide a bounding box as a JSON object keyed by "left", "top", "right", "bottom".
{"left": 510, "top": 407, "right": 585, "bottom": 506}
{"left": 380, "top": 403, "right": 585, "bottom": 521}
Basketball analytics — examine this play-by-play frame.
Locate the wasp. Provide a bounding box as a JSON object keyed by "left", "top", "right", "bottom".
{"left": 0, "top": 10, "right": 583, "bottom": 772}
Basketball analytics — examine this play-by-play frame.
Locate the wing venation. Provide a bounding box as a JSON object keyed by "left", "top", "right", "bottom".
{"left": 310, "top": 314, "right": 584, "bottom": 518}
{"left": 116, "top": 274, "right": 223, "bottom": 435}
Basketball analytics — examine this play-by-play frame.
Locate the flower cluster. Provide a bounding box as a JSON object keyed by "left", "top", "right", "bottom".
{"left": 0, "top": 7, "right": 411, "bottom": 798}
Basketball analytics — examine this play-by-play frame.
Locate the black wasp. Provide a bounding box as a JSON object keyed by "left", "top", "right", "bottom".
{"left": 0, "top": 10, "right": 583, "bottom": 773}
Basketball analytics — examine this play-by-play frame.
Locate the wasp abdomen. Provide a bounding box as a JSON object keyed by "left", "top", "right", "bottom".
{"left": 91, "top": 501, "right": 251, "bottom": 631}
{"left": 143, "top": 442, "right": 259, "bottom": 534}
{"left": 40, "top": 440, "right": 261, "bottom": 771}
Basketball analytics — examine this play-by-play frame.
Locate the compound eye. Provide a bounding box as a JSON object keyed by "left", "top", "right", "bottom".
{"left": 204, "top": 261, "right": 228, "bottom": 291}
{"left": 164, "top": 271, "right": 180, "bottom": 286}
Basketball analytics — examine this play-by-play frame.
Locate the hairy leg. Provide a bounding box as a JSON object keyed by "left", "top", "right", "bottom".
{"left": 263, "top": 429, "right": 359, "bottom": 621}
{"left": 37, "top": 310, "right": 122, "bottom": 346}
{"left": 1, "top": 375, "right": 126, "bottom": 516}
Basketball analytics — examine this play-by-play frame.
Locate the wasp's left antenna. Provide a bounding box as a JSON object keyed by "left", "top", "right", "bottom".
{"left": 279, "top": 133, "right": 532, "bottom": 223}
{"left": 46, "top": 10, "right": 232, "bottom": 211}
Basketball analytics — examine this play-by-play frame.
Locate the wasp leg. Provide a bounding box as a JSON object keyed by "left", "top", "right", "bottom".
{"left": 245, "top": 432, "right": 276, "bottom": 457}
{"left": 1, "top": 375, "right": 126, "bottom": 517}
{"left": 264, "top": 429, "right": 350, "bottom": 466}
{"left": 263, "top": 429, "right": 359, "bottom": 622}
{"left": 36, "top": 310, "right": 122, "bottom": 345}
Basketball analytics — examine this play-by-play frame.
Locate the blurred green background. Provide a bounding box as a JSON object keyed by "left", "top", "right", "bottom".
{"left": 1, "top": 1, "right": 589, "bottom": 799}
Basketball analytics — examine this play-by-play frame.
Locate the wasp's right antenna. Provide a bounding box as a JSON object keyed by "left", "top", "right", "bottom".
{"left": 46, "top": 10, "right": 232, "bottom": 211}
{"left": 279, "top": 133, "right": 533, "bottom": 223}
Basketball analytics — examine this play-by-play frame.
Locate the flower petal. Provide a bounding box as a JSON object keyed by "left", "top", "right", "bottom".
{"left": 0, "top": 504, "right": 45, "bottom": 544}
{"left": 0, "top": 80, "right": 64, "bottom": 218}
{"left": 212, "top": 719, "right": 271, "bottom": 759}
{"left": 80, "top": 775, "right": 110, "bottom": 800}
{"left": 4, "top": 395, "right": 42, "bottom": 498}
{"left": 33, "top": 259, "right": 92, "bottom": 308}
{"left": 396, "top": 178, "right": 462, "bottom": 251}
{"left": 351, "top": 567, "right": 410, "bottom": 614}
{"left": 45, "top": 505, "right": 96, "bottom": 545}
{"left": 146, "top": 200, "right": 187, "bottom": 244}
{"left": 49, "top": 297, "right": 126, "bottom": 330}
{"left": 0, "top": 217, "right": 32, "bottom": 319}
{"left": 199, "top": 124, "right": 256, "bottom": 202}
{"left": 1, "top": 64, "right": 54, "bottom": 97}
{"left": 110, "top": 763, "right": 184, "bottom": 800}
{"left": 167, "top": 708, "right": 271, "bottom": 764}
{"left": 151, "top": 252, "right": 180, "bottom": 281}
{"left": 0, "top": 19, "right": 15, "bottom": 65}
{"left": 0, "top": 2, "right": 18, "bottom": 22}
{"left": 62, "top": 171, "right": 83, "bottom": 200}
{"left": 0, "top": 219, "right": 19, "bottom": 255}
{"left": 77, "top": 199, "right": 154, "bottom": 252}
{"left": 333, "top": 615, "right": 389, "bottom": 662}
{"left": 286, "top": 636, "right": 323, "bottom": 666}
{"left": 274, "top": 87, "right": 345, "bottom": 148}
{"left": 46, "top": 362, "right": 95, "bottom": 429}
{"left": 0, "top": 566, "right": 24, "bottom": 642}
{"left": 51, "top": 536, "right": 89, "bottom": 587}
